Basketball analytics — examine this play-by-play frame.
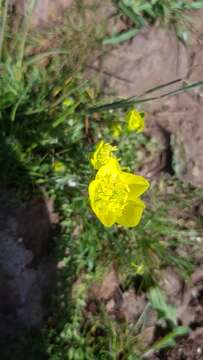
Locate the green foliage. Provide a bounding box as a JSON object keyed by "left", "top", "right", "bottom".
{"left": 148, "top": 287, "right": 177, "bottom": 326}
{"left": 144, "top": 287, "right": 190, "bottom": 357}
{"left": 110, "top": 0, "right": 203, "bottom": 43}
{"left": 0, "top": 0, "right": 105, "bottom": 187}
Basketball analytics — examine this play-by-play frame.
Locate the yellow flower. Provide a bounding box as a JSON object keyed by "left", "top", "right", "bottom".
{"left": 111, "top": 123, "right": 122, "bottom": 138}
{"left": 88, "top": 159, "right": 149, "bottom": 227}
{"left": 63, "top": 97, "right": 75, "bottom": 107}
{"left": 131, "top": 261, "right": 145, "bottom": 275}
{"left": 53, "top": 161, "right": 65, "bottom": 173}
{"left": 125, "top": 108, "right": 144, "bottom": 133}
{"left": 90, "top": 140, "right": 117, "bottom": 170}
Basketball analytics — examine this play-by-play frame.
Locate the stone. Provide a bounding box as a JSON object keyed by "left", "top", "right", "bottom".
{"left": 99, "top": 267, "right": 119, "bottom": 300}
{"left": 120, "top": 289, "right": 146, "bottom": 323}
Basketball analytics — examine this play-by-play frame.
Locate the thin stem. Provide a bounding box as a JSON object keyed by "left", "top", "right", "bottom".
{"left": 0, "top": 0, "right": 9, "bottom": 61}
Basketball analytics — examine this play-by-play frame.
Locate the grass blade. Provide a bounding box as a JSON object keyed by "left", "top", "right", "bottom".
{"left": 103, "top": 28, "right": 139, "bottom": 45}
{"left": 86, "top": 96, "right": 158, "bottom": 113}
{"left": 139, "top": 78, "right": 182, "bottom": 96}
{"left": 160, "top": 81, "right": 203, "bottom": 98}
{"left": 26, "top": 50, "right": 69, "bottom": 65}
{"left": 86, "top": 81, "right": 203, "bottom": 113}
{"left": 118, "top": 1, "right": 144, "bottom": 27}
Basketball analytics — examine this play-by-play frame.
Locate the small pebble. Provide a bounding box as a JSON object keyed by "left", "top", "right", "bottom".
{"left": 197, "top": 347, "right": 202, "bottom": 355}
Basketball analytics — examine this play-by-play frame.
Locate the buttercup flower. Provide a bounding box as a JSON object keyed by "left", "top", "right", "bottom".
{"left": 88, "top": 158, "right": 149, "bottom": 227}
{"left": 90, "top": 140, "right": 117, "bottom": 170}
{"left": 125, "top": 108, "right": 144, "bottom": 133}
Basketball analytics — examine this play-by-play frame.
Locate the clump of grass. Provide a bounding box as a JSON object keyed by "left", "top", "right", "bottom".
{"left": 0, "top": 0, "right": 107, "bottom": 188}
{"left": 106, "top": 0, "right": 203, "bottom": 44}
{"left": 114, "top": 0, "right": 202, "bottom": 26}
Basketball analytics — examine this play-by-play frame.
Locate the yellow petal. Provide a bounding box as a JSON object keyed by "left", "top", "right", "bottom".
{"left": 120, "top": 172, "right": 149, "bottom": 199}
{"left": 90, "top": 141, "right": 104, "bottom": 169}
{"left": 88, "top": 179, "right": 116, "bottom": 227}
{"left": 117, "top": 198, "right": 145, "bottom": 227}
{"left": 95, "top": 158, "right": 121, "bottom": 179}
{"left": 88, "top": 179, "right": 97, "bottom": 207}
{"left": 96, "top": 209, "right": 116, "bottom": 227}
{"left": 90, "top": 140, "right": 118, "bottom": 170}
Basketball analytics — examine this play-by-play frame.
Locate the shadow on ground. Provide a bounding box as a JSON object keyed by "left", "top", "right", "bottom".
{"left": 0, "top": 136, "right": 58, "bottom": 359}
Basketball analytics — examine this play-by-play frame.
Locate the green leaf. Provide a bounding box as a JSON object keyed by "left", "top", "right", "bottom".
{"left": 143, "top": 326, "right": 190, "bottom": 357}
{"left": 52, "top": 114, "right": 67, "bottom": 128}
{"left": 118, "top": 1, "right": 145, "bottom": 27}
{"left": 148, "top": 287, "right": 177, "bottom": 326}
{"left": 153, "top": 326, "right": 190, "bottom": 350}
{"left": 103, "top": 28, "right": 139, "bottom": 45}
{"left": 185, "top": 1, "right": 203, "bottom": 10}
